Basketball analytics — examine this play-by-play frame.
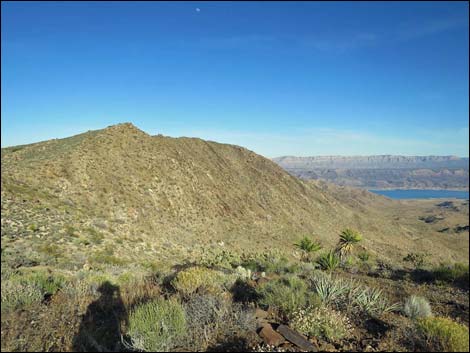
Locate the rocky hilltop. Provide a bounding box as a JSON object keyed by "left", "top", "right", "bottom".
{"left": 273, "top": 155, "right": 469, "bottom": 190}
{"left": 1, "top": 124, "right": 468, "bottom": 268}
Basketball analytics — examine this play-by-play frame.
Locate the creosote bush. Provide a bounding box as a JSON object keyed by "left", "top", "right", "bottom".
{"left": 290, "top": 306, "right": 352, "bottom": 342}
{"left": 126, "top": 297, "right": 186, "bottom": 352}
{"left": 416, "top": 316, "right": 469, "bottom": 352}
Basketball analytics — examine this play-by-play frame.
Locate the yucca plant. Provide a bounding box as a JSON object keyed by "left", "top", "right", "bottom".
{"left": 295, "top": 237, "right": 322, "bottom": 261}
{"left": 336, "top": 228, "right": 363, "bottom": 259}
{"left": 316, "top": 251, "right": 340, "bottom": 271}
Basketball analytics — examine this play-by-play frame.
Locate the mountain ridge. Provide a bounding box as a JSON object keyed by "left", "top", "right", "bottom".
{"left": 2, "top": 123, "right": 468, "bottom": 267}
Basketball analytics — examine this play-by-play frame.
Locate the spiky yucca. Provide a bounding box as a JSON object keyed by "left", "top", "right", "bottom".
{"left": 336, "top": 228, "right": 363, "bottom": 258}
{"left": 295, "top": 237, "right": 322, "bottom": 261}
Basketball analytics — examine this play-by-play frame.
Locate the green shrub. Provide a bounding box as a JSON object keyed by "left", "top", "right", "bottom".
{"left": 171, "top": 267, "right": 230, "bottom": 297}
{"left": 403, "top": 296, "right": 432, "bottom": 320}
{"left": 432, "top": 263, "right": 469, "bottom": 285}
{"left": 241, "top": 249, "right": 290, "bottom": 274}
{"left": 290, "top": 306, "right": 352, "bottom": 342}
{"left": 126, "top": 297, "right": 186, "bottom": 351}
{"left": 358, "top": 251, "right": 370, "bottom": 262}
{"left": 1, "top": 280, "right": 43, "bottom": 312}
{"left": 416, "top": 317, "right": 469, "bottom": 352}
{"left": 316, "top": 251, "right": 340, "bottom": 271}
{"left": 403, "top": 252, "right": 430, "bottom": 269}
{"left": 198, "top": 248, "right": 242, "bottom": 270}
{"left": 13, "top": 270, "right": 66, "bottom": 296}
{"left": 256, "top": 275, "right": 311, "bottom": 318}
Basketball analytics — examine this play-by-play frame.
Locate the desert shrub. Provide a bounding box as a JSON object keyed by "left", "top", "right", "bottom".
{"left": 358, "top": 251, "right": 370, "bottom": 262}
{"left": 22, "top": 271, "right": 67, "bottom": 295}
{"left": 403, "top": 252, "right": 430, "bottom": 269}
{"left": 353, "top": 286, "right": 399, "bottom": 316}
{"left": 372, "top": 259, "right": 396, "bottom": 279}
{"left": 416, "top": 317, "right": 469, "bottom": 352}
{"left": 171, "top": 267, "right": 230, "bottom": 297}
{"left": 183, "top": 293, "right": 230, "bottom": 350}
{"left": 290, "top": 306, "right": 352, "bottom": 342}
{"left": 235, "top": 266, "right": 252, "bottom": 280}
{"left": 256, "top": 275, "right": 310, "bottom": 318}
{"left": 241, "top": 249, "right": 290, "bottom": 274}
{"left": 311, "top": 272, "right": 350, "bottom": 306}
{"left": 183, "top": 293, "right": 256, "bottom": 350}
{"left": 316, "top": 251, "right": 340, "bottom": 271}
{"left": 310, "top": 272, "right": 398, "bottom": 316}
{"left": 432, "top": 263, "right": 469, "bottom": 285}
{"left": 120, "top": 276, "right": 161, "bottom": 307}
{"left": 403, "top": 296, "right": 432, "bottom": 320}
{"left": 126, "top": 297, "right": 186, "bottom": 351}
{"left": 198, "top": 248, "right": 242, "bottom": 270}
{"left": 1, "top": 280, "right": 43, "bottom": 312}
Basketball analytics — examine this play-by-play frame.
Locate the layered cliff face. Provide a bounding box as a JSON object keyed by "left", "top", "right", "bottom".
{"left": 1, "top": 124, "right": 468, "bottom": 268}
{"left": 273, "top": 155, "right": 469, "bottom": 190}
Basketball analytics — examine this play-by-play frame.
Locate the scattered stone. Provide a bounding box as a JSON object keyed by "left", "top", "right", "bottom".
{"left": 276, "top": 324, "right": 317, "bottom": 352}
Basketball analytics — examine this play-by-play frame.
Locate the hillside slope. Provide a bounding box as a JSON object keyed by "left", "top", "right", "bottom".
{"left": 1, "top": 123, "right": 468, "bottom": 269}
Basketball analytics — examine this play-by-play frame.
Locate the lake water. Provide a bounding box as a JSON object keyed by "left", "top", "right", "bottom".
{"left": 368, "top": 189, "right": 469, "bottom": 200}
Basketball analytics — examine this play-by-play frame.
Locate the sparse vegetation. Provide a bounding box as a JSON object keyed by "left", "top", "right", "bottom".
{"left": 416, "top": 317, "right": 469, "bottom": 352}
{"left": 316, "top": 251, "right": 340, "bottom": 271}
{"left": 295, "top": 236, "right": 322, "bottom": 261}
{"left": 256, "top": 275, "right": 311, "bottom": 318}
{"left": 171, "top": 267, "right": 231, "bottom": 297}
{"left": 403, "top": 252, "right": 430, "bottom": 269}
{"left": 336, "top": 228, "right": 363, "bottom": 259}
{"left": 290, "top": 306, "right": 352, "bottom": 342}
{"left": 126, "top": 297, "right": 186, "bottom": 351}
{"left": 403, "top": 295, "right": 433, "bottom": 320}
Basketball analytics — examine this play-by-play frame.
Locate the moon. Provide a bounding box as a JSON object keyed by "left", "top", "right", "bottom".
{"left": 196, "top": 8, "right": 201, "bottom": 12}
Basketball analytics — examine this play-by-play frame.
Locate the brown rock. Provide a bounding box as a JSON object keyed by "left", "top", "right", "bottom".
{"left": 259, "top": 323, "right": 286, "bottom": 347}
{"left": 276, "top": 324, "right": 317, "bottom": 352}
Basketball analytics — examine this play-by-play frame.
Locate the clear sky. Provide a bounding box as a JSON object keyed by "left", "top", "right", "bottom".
{"left": 1, "top": 1, "right": 469, "bottom": 157}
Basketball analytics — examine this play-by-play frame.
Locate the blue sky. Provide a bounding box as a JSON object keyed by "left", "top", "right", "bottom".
{"left": 1, "top": 1, "right": 469, "bottom": 157}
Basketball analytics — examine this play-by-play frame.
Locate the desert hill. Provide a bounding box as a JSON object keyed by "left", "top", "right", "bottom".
{"left": 1, "top": 123, "right": 468, "bottom": 269}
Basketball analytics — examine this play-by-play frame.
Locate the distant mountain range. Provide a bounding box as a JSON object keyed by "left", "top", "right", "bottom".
{"left": 272, "top": 155, "right": 469, "bottom": 190}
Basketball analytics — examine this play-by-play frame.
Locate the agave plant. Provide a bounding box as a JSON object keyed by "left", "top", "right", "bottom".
{"left": 316, "top": 251, "right": 340, "bottom": 271}
{"left": 336, "top": 228, "right": 363, "bottom": 259}
{"left": 295, "top": 237, "right": 322, "bottom": 261}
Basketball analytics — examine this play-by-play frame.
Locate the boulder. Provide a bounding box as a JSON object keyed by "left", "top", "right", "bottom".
{"left": 258, "top": 323, "right": 286, "bottom": 347}
{"left": 276, "top": 324, "right": 317, "bottom": 351}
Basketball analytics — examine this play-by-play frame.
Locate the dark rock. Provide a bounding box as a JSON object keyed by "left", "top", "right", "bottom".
{"left": 276, "top": 324, "right": 317, "bottom": 351}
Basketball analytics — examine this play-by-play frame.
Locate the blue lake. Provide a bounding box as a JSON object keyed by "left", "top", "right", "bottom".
{"left": 368, "top": 189, "right": 469, "bottom": 200}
